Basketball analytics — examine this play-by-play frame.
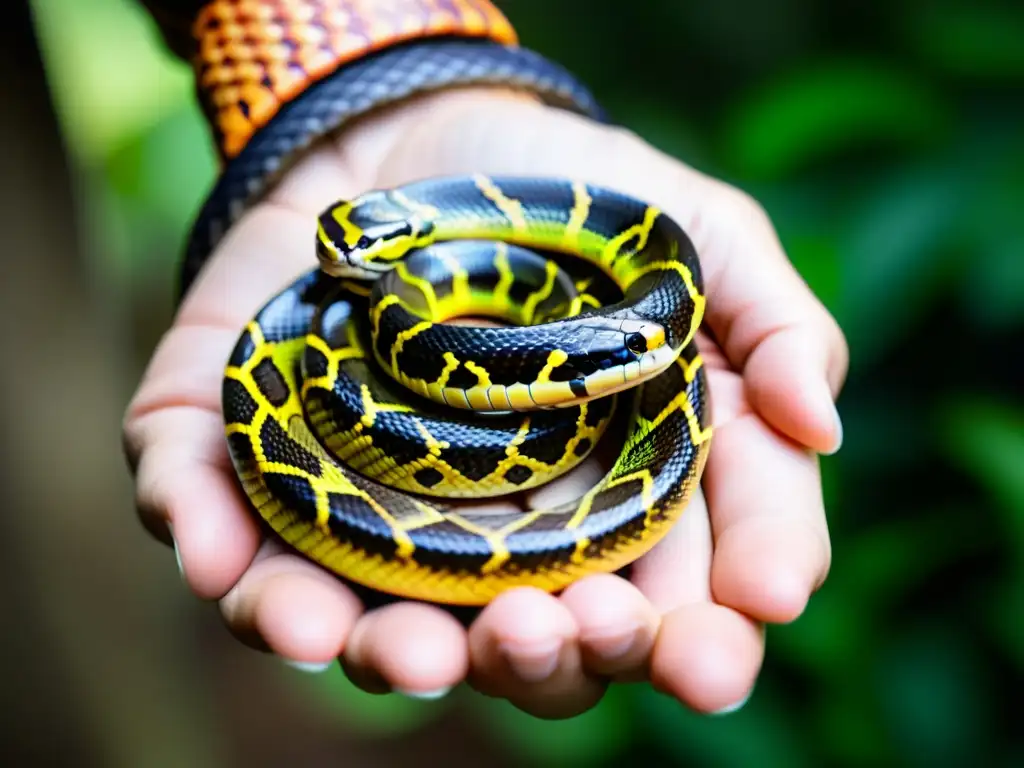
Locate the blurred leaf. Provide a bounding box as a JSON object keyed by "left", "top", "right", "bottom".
{"left": 904, "top": 2, "right": 1024, "bottom": 79}
{"left": 475, "top": 688, "right": 630, "bottom": 766}
{"left": 959, "top": 149, "right": 1024, "bottom": 328}
{"left": 876, "top": 624, "right": 991, "bottom": 767}
{"left": 722, "top": 61, "right": 949, "bottom": 179}
{"left": 939, "top": 399, "right": 1024, "bottom": 541}
{"left": 30, "top": 0, "right": 195, "bottom": 165}
{"left": 114, "top": 108, "right": 216, "bottom": 270}
{"left": 632, "top": 685, "right": 811, "bottom": 768}
{"left": 834, "top": 166, "right": 963, "bottom": 368}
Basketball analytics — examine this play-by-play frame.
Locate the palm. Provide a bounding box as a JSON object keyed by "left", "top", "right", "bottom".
{"left": 125, "top": 89, "right": 845, "bottom": 718}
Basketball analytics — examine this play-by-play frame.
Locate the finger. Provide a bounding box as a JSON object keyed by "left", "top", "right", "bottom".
{"left": 651, "top": 602, "right": 765, "bottom": 714}
{"left": 128, "top": 406, "right": 262, "bottom": 599}
{"left": 558, "top": 574, "right": 660, "bottom": 682}
{"left": 703, "top": 369, "right": 832, "bottom": 624}
{"left": 467, "top": 587, "right": 605, "bottom": 719}
{"left": 705, "top": 243, "right": 848, "bottom": 453}
{"left": 341, "top": 602, "right": 469, "bottom": 698}
{"left": 219, "top": 541, "right": 363, "bottom": 669}
{"left": 124, "top": 320, "right": 268, "bottom": 598}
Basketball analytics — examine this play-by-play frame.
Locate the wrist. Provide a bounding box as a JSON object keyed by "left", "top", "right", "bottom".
{"left": 266, "top": 85, "right": 546, "bottom": 210}
{"left": 330, "top": 86, "right": 545, "bottom": 182}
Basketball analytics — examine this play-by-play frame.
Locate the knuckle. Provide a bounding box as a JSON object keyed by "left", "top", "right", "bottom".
{"left": 718, "top": 184, "right": 774, "bottom": 231}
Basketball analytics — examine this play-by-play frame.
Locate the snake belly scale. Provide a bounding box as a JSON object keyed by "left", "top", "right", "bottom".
{"left": 223, "top": 174, "right": 713, "bottom": 606}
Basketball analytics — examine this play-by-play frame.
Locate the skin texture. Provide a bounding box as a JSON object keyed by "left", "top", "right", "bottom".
{"left": 123, "top": 86, "right": 848, "bottom": 718}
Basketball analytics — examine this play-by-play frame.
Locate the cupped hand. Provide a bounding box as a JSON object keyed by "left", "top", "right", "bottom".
{"left": 123, "top": 87, "right": 847, "bottom": 718}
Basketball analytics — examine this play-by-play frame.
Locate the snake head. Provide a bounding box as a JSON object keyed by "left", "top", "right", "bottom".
{"left": 317, "top": 191, "right": 435, "bottom": 278}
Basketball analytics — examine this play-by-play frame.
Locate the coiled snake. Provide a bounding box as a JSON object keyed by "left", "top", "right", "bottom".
{"left": 222, "top": 174, "right": 712, "bottom": 606}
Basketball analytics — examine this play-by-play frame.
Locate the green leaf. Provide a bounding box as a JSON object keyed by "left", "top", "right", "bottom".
{"left": 474, "top": 688, "right": 630, "bottom": 766}
{"left": 722, "top": 61, "right": 950, "bottom": 179}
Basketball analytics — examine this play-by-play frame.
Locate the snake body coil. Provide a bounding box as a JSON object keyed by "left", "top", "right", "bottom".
{"left": 223, "top": 175, "right": 712, "bottom": 606}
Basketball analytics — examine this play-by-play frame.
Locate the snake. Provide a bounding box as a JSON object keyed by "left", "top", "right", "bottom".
{"left": 222, "top": 174, "right": 713, "bottom": 606}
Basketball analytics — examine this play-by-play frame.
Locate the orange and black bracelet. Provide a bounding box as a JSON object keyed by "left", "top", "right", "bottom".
{"left": 193, "top": 0, "right": 519, "bottom": 160}
{"left": 147, "top": 0, "right": 607, "bottom": 297}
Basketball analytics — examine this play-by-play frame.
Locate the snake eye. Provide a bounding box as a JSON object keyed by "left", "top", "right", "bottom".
{"left": 625, "top": 332, "right": 648, "bottom": 354}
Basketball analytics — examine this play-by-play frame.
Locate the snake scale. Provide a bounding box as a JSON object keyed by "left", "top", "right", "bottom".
{"left": 222, "top": 175, "right": 713, "bottom": 605}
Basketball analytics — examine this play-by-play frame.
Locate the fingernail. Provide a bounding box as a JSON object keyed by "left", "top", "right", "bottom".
{"left": 395, "top": 686, "right": 452, "bottom": 701}
{"left": 821, "top": 401, "right": 843, "bottom": 456}
{"left": 169, "top": 524, "right": 184, "bottom": 580}
{"left": 500, "top": 639, "right": 563, "bottom": 683}
{"left": 711, "top": 689, "right": 752, "bottom": 716}
{"left": 283, "top": 659, "right": 333, "bottom": 674}
{"left": 586, "top": 627, "right": 639, "bottom": 660}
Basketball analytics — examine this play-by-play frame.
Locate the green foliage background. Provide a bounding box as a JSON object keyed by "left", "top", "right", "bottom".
{"left": 30, "top": 0, "right": 1022, "bottom": 764}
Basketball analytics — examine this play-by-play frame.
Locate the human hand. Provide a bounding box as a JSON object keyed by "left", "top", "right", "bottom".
{"left": 124, "top": 86, "right": 847, "bottom": 718}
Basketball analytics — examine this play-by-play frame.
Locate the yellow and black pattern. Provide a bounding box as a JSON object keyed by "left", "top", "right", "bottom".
{"left": 224, "top": 175, "right": 712, "bottom": 605}
{"left": 299, "top": 243, "right": 617, "bottom": 498}
{"left": 318, "top": 174, "right": 707, "bottom": 413}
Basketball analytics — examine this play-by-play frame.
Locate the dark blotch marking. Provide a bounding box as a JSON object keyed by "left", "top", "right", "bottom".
{"left": 262, "top": 474, "right": 320, "bottom": 527}
{"left": 324, "top": 492, "right": 401, "bottom": 562}
{"left": 228, "top": 328, "right": 257, "bottom": 367}
{"left": 580, "top": 189, "right": 650, "bottom": 242}
{"left": 226, "top": 432, "right": 256, "bottom": 467}
{"left": 504, "top": 465, "right": 534, "bottom": 485}
{"left": 549, "top": 361, "right": 581, "bottom": 383}
{"left": 252, "top": 358, "right": 290, "bottom": 407}
{"left": 259, "top": 417, "right": 322, "bottom": 477}
{"left": 507, "top": 277, "right": 536, "bottom": 306}
{"left": 519, "top": 422, "right": 577, "bottom": 465}
{"left": 569, "top": 378, "right": 589, "bottom": 398}
{"left": 584, "top": 395, "right": 615, "bottom": 427}
{"left": 612, "top": 232, "right": 641, "bottom": 264}
{"left": 406, "top": 521, "right": 495, "bottom": 576}
{"left": 446, "top": 445, "right": 508, "bottom": 481}
{"left": 446, "top": 364, "right": 481, "bottom": 390}
{"left": 222, "top": 378, "right": 260, "bottom": 424}
{"left": 367, "top": 412, "right": 432, "bottom": 466}
{"left": 303, "top": 346, "right": 330, "bottom": 380}
{"left": 430, "top": 274, "right": 455, "bottom": 306}
{"left": 414, "top": 467, "right": 444, "bottom": 488}
{"left": 469, "top": 268, "right": 500, "bottom": 294}
{"left": 372, "top": 304, "right": 405, "bottom": 364}
{"left": 574, "top": 437, "right": 592, "bottom": 457}
{"left": 638, "top": 363, "right": 684, "bottom": 422}
{"left": 589, "top": 479, "right": 645, "bottom": 516}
